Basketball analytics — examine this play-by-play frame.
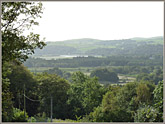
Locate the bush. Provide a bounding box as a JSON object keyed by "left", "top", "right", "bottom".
{"left": 12, "top": 108, "right": 28, "bottom": 122}
{"left": 34, "top": 112, "right": 48, "bottom": 122}
{"left": 28, "top": 117, "right": 37, "bottom": 122}
{"left": 28, "top": 113, "right": 51, "bottom": 122}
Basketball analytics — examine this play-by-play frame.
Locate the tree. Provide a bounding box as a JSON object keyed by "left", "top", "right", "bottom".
{"left": 44, "top": 67, "right": 71, "bottom": 80}
{"left": 136, "top": 69, "right": 163, "bottom": 85}
{"left": 2, "top": 62, "right": 13, "bottom": 122}
{"left": 7, "top": 63, "right": 39, "bottom": 116}
{"left": 153, "top": 81, "right": 163, "bottom": 122}
{"left": 2, "top": 2, "right": 45, "bottom": 121}
{"left": 133, "top": 81, "right": 163, "bottom": 122}
{"left": 90, "top": 68, "right": 119, "bottom": 83}
{"left": 2, "top": 2, "right": 46, "bottom": 63}
{"left": 134, "top": 104, "right": 160, "bottom": 122}
{"left": 116, "top": 82, "right": 138, "bottom": 114}
{"left": 44, "top": 67, "right": 63, "bottom": 76}
{"left": 136, "top": 83, "right": 151, "bottom": 104}
{"left": 151, "top": 68, "right": 163, "bottom": 85}
{"left": 88, "top": 81, "right": 155, "bottom": 122}
{"left": 35, "top": 73, "right": 70, "bottom": 119}
{"left": 67, "top": 72, "right": 106, "bottom": 119}
{"left": 88, "top": 84, "right": 132, "bottom": 122}
{"left": 136, "top": 73, "right": 150, "bottom": 82}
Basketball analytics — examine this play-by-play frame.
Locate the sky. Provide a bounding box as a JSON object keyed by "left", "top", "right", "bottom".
{"left": 26, "top": 2, "right": 164, "bottom": 42}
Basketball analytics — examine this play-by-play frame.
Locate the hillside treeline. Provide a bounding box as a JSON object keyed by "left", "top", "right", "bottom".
{"left": 24, "top": 55, "right": 163, "bottom": 68}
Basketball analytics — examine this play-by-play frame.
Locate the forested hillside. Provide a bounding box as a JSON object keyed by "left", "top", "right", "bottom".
{"left": 33, "top": 37, "right": 163, "bottom": 57}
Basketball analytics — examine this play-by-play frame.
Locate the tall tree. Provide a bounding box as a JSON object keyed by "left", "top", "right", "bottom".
{"left": 2, "top": 62, "right": 13, "bottom": 121}
{"left": 7, "top": 63, "right": 39, "bottom": 116}
{"left": 2, "top": 2, "right": 45, "bottom": 121}
{"left": 67, "top": 72, "right": 105, "bottom": 119}
{"left": 35, "top": 73, "right": 70, "bottom": 119}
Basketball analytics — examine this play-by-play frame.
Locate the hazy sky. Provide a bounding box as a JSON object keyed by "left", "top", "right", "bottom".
{"left": 26, "top": 2, "right": 164, "bottom": 42}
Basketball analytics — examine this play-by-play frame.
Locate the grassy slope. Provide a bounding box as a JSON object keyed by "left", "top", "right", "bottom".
{"left": 46, "top": 38, "right": 106, "bottom": 52}
{"left": 130, "top": 36, "right": 163, "bottom": 45}
{"left": 34, "top": 36, "right": 163, "bottom": 56}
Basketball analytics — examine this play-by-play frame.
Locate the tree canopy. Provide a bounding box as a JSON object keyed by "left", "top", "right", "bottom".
{"left": 90, "top": 68, "right": 119, "bottom": 83}
{"left": 2, "top": 2, "right": 46, "bottom": 63}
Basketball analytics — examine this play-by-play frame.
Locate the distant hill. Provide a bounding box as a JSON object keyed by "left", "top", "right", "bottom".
{"left": 130, "top": 36, "right": 163, "bottom": 44}
{"left": 33, "top": 36, "right": 163, "bottom": 57}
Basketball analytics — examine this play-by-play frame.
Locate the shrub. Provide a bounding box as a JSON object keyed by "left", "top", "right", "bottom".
{"left": 28, "top": 117, "right": 37, "bottom": 122}
{"left": 12, "top": 108, "right": 28, "bottom": 122}
{"left": 34, "top": 112, "right": 47, "bottom": 122}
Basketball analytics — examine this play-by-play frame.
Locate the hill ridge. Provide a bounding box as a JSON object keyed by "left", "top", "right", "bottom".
{"left": 33, "top": 36, "right": 163, "bottom": 57}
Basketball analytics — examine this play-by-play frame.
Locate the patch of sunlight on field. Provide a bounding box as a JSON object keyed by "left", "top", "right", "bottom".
{"left": 28, "top": 67, "right": 54, "bottom": 72}
{"left": 118, "top": 74, "right": 136, "bottom": 83}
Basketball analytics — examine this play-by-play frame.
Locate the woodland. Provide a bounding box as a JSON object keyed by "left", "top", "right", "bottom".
{"left": 2, "top": 2, "right": 163, "bottom": 122}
